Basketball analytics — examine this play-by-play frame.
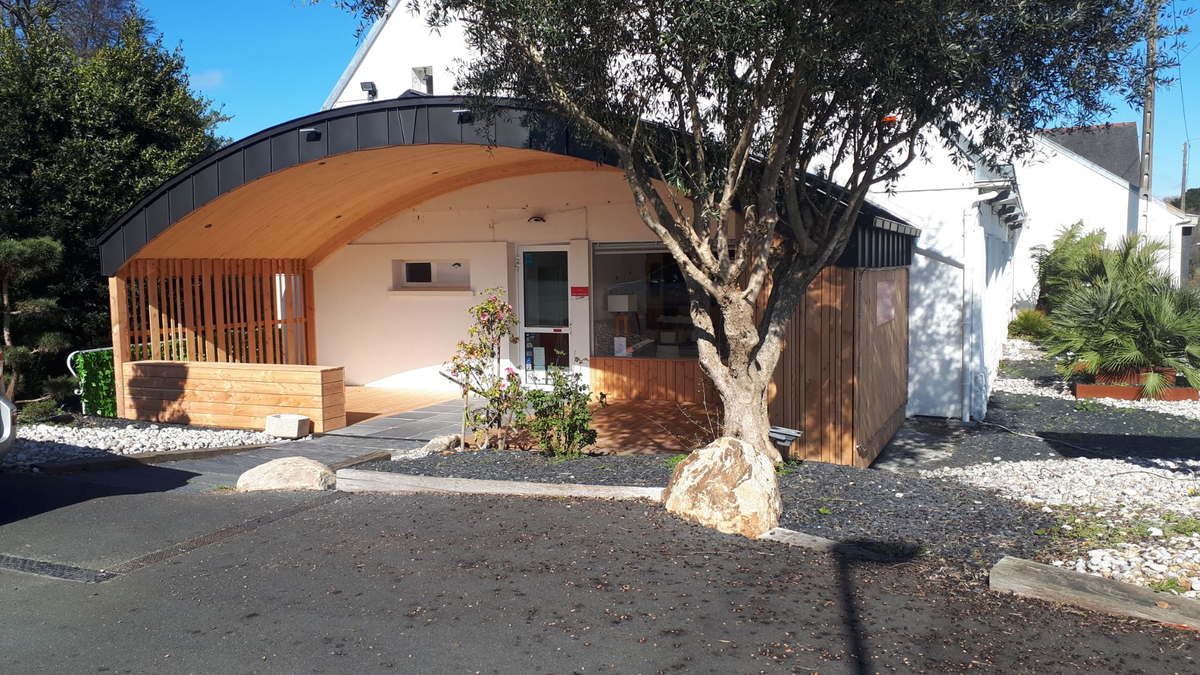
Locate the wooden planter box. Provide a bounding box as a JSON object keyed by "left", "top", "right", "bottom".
{"left": 1073, "top": 383, "right": 1199, "bottom": 401}
{"left": 1093, "top": 368, "right": 1178, "bottom": 385}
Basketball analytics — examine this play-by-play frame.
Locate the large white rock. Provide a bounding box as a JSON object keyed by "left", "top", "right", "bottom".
{"left": 265, "top": 414, "right": 311, "bottom": 439}
{"left": 401, "top": 433, "right": 461, "bottom": 459}
{"left": 236, "top": 457, "right": 335, "bottom": 492}
{"left": 662, "top": 437, "right": 781, "bottom": 538}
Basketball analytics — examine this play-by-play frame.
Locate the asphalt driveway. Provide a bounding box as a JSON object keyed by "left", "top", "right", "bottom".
{"left": 1, "top": 474, "right": 1195, "bottom": 674}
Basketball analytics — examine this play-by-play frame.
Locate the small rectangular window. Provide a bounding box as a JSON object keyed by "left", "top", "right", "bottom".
{"left": 392, "top": 259, "right": 470, "bottom": 290}
{"left": 405, "top": 262, "right": 432, "bottom": 284}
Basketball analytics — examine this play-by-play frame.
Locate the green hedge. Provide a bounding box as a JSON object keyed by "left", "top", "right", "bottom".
{"left": 73, "top": 349, "right": 117, "bottom": 417}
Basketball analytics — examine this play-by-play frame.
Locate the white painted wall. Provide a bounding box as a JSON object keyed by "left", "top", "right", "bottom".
{"left": 324, "top": 3, "right": 469, "bottom": 109}
{"left": 1013, "top": 137, "right": 1188, "bottom": 307}
{"left": 314, "top": 170, "right": 670, "bottom": 389}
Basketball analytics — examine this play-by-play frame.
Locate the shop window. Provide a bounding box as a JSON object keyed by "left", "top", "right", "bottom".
{"left": 392, "top": 259, "right": 470, "bottom": 289}
{"left": 592, "top": 246, "right": 697, "bottom": 359}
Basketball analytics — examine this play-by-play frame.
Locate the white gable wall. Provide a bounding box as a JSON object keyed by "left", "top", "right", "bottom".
{"left": 324, "top": 3, "right": 469, "bottom": 109}
{"left": 1013, "top": 137, "right": 1188, "bottom": 308}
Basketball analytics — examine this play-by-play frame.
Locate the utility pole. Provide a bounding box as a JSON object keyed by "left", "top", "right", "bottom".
{"left": 1138, "top": 0, "right": 1159, "bottom": 232}
{"left": 1184, "top": 141, "right": 1190, "bottom": 213}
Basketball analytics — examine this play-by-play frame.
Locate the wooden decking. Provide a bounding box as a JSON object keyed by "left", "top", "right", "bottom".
{"left": 343, "top": 388, "right": 707, "bottom": 455}
{"left": 344, "top": 386, "right": 458, "bottom": 425}
{"left": 588, "top": 399, "right": 718, "bottom": 455}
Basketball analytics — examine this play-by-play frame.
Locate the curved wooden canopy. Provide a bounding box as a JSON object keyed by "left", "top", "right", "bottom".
{"left": 95, "top": 97, "right": 619, "bottom": 276}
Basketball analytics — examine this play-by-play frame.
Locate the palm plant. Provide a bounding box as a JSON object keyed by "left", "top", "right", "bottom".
{"left": 1031, "top": 222, "right": 1106, "bottom": 313}
{"left": 1043, "top": 235, "right": 1200, "bottom": 399}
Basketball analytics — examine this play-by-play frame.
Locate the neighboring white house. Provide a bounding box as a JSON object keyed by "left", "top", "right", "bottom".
{"left": 323, "top": 2, "right": 1194, "bottom": 423}
{"left": 324, "top": 3, "right": 466, "bottom": 108}
{"left": 881, "top": 125, "right": 1190, "bottom": 421}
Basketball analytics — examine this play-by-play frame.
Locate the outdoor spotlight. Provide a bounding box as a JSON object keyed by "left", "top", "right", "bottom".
{"left": 360, "top": 81, "right": 378, "bottom": 100}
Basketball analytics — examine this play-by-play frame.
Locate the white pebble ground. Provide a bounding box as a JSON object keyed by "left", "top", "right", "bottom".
{"left": 926, "top": 457, "right": 1200, "bottom": 597}
{"left": 2, "top": 422, "right": 285, "bottom": 472}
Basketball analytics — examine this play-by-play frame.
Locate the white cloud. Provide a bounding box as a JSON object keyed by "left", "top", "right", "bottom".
{"left": 191, "top": 69, "right": 227, "bottom": 90}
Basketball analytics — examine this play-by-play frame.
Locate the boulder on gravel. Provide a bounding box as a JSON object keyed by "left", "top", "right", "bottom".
{"left": 236, "top": 457, "right": 335, "bottom": 491}
{"left": 402, "top": 434, "right": 461, "bottom": 459}
{"left": 662, "top": 437, "right": 781, "bottom": 538}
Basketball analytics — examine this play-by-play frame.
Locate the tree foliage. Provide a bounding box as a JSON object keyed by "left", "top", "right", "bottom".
{"left": 0, "top": 10, "right": 226, "bottom": 400}
{"left": 0, "top": 236, "right": 66, "bottom": 400}
{"left": 1168, "top": 187, "right": 1200, "bottom": 215}
{"left": 335, "top": 0, "right": 1180, "bottom": 459}
{"left": 0, "top": 0, "right": 143, "bottom": 56}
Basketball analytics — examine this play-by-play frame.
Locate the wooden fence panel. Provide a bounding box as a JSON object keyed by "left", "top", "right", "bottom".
{"left": 110, "top": 258, "right": 314, "bottom": 371}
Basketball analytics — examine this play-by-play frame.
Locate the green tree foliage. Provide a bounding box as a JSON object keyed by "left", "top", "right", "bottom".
{"left": 1, "top": 0, "right": 145, "bottom": 56}
{"left": 1031, "top": 222, "right": 1107, "bottom": 313}
{"left": 1043, "top": 235, "right": 1200, "bottom": 399}
{"left": 1168, "top": 187, "right": 1200, "bottom": 215}
{"left": 0, "top": 10, "right": 225, "bottom": 400}
{"left": 0, "top": 237, "right": 67, "bottom": 400}
{"left": 335, "top": 0, "right": 1179, "bottom": 462}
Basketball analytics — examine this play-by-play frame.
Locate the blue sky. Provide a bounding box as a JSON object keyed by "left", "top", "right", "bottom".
{"left": 141, "top": 1, "right": 363, "bottom": 141}
{"left": 144, "top": 1, "right": 1198, "bottom": 200}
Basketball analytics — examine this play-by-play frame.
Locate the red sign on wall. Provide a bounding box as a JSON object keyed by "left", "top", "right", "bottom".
{"left": 571, "top": 286, "right": 590, "bottom": 298}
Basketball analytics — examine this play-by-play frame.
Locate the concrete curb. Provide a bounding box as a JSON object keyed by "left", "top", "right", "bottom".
{"left": 990, "top": 555, "right": 1200, "bottom": 630}
{"left": 335, "top": 469, "right": 664, "bottom": 501}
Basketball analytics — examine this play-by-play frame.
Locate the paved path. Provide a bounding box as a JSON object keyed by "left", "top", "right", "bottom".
{"left": 1, "top": 477, "right": 1196, "bottom": 674}
{"left": 54, "top": 404, "right": 454, "bottom": 493}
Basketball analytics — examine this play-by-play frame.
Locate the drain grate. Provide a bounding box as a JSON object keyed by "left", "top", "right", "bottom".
{"left": 0, "top": 554, "right": 119, "bottom": 583}
{"left": 1, "top": 494, "right": 339, "bottom": 583}
{"left": 109, "top": 495, "right": 338, "bottom": 574}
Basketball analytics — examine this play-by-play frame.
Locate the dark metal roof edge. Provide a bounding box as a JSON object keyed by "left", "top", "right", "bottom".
{"left": 95, "top": 96, "right": 548, "bottom": 247}
{"left": 98, "top": 94, "right": 920, "bottom": 275}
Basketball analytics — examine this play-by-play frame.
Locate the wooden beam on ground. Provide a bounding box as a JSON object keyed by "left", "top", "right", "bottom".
{"left": 335, "top": 469, "right": 664, "bottom": 502}
{"left": 990, "top": 556, "right": 1200, "bottom": 630}
{"left": 327, "top": 451, "right": 392, "bottom": 472}
{"left": 758, "top": 527, "right": 896, "bottom": 562}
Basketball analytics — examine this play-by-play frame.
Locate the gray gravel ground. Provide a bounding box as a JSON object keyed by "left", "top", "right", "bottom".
{"left": 367, "top": 452, "right": 1057, "bottom": 565}
{"left": 4, "top": 491, "right": 1196, "bottom": 674}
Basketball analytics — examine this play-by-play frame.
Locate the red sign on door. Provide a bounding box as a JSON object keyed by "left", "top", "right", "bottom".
{"left": 570, "top": 286, "right": 589, "bottom": 298}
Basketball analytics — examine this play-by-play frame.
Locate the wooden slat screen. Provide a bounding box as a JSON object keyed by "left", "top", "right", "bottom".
{"left": 115, "top": 258, "right": 313, "bottom": 367}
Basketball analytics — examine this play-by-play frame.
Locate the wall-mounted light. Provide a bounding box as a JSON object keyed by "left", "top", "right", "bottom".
{"left": 360, "top": 81, "right": 378, "bottom": 101}
{"left": 527, "top": 216, "right": 546, "bottom": 223}
{"left": 299, "top": 127, "right": 321, "bottom": 142}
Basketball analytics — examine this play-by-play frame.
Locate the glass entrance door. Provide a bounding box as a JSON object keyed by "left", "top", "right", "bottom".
{"left": 519, "top": 248, "right": 570, "bottom": 385}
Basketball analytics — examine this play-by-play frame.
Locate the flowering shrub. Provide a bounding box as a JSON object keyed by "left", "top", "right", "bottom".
{"left": 522, "top": 355, "right": 597, "bottom": 457}
{"left": 443, "top": 288, "right": 523, "bottom": 448}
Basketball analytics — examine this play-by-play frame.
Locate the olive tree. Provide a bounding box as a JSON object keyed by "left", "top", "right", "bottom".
{"left": 335, "top": 0, "right": 1178, "bottom": 464}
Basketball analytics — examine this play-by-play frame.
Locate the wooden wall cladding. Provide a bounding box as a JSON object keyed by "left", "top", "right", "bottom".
{"left": 852, "top": 268, "right": 910, "bottom": 467}
{"left": 123, "top": 361, "right": 346, "bottom": 433}
{"left": 588, "top": 265, "right": 910, "bottom": 468}
{"left": 589, "top": 357, "right": 715, "bottom": 404}
{"left": 766, "top": 266, "right": 858, "bottom": 466}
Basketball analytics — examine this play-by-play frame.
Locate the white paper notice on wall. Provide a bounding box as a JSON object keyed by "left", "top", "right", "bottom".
{"left": 876, "top": 280, "right": 896, "bottom": 326}
{"left": 613, "top": 336, "right": 627, "bottom": 357}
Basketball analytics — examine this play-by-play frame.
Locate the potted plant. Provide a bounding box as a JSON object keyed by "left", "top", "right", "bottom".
{"left": 1043, "top": 235, "right": 1200, "bottom": 400}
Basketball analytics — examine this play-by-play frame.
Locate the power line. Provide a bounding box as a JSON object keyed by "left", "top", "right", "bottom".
{"left": 1171, "top": 0, "right": 1191, "bottom": 142}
